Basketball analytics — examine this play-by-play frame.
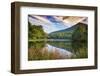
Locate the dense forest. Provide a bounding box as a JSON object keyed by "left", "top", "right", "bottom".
{"left": 48, "top": 23, "right": 87, "bottom": 42}
{"left": 28, "top": 22, "right": 88, "bottom": 60}
{"left": 28, "top": 22, "right": 47, "bottom": 40}
{"left": 48, "top": 24, "right": 77, "bottom": 39}
{"left": 28, "top": 22, "right": 88, "bottom": 42}
{"left": 72, "top": 23, "right": 88, "bottom": 42}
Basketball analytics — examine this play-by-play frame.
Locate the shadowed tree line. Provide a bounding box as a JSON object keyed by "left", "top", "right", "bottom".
{"left": 28, "top": 22, "right": 88, "bottom": 42}
{"left": 28, "top": 22, "right": 88, "bottom": 60}
{"left": 72, "top": 23, "right": 88, "bottom": 42}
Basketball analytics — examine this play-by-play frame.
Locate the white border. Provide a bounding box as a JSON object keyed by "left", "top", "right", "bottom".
{"left": 20, "top": 6, "right": 95, "bottom": 70}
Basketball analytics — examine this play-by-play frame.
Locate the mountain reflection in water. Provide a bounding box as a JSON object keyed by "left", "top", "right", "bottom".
{"left": 28, "top": 41, "right": 87, "bottom": 60}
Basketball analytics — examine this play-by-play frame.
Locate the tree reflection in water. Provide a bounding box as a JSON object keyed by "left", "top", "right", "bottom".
{"left": 28, "top": 41, "right": 87, "bottom": 61}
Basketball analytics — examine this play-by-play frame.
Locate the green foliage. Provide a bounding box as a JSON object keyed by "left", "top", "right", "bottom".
{"left": 28, "top": 22, "right": 88, "bottom": 60}
{"left": 72, "top": 41, "right": 88, "bottom": 58}
{"left": 71, "top": 23, "right": 88, "bottom": 58}
{"left": 72, "top": 23, "right": 88, "bottom": 42}
{"left": 28, "top": 22, "right": 47, "bottom": 40}
{"left": 48, "top": 23, "right": 78, "bottom": 39}
{"left": 48, "top": 23, "right": 88, "bottom": 41}
{"left": 48, "top": 32, "right": 72, "bottom": 39}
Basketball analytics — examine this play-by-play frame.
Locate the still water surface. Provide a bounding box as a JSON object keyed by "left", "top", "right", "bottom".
{"left": 28, "top": 40, "right": 88, "bottom": 60}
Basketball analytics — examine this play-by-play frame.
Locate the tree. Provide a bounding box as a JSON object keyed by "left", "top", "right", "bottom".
{"left": 72, "top": 23, "right": 88, "bottom": 42}
{"left": 28, "top": 22, "right": 47, "bottom": 40}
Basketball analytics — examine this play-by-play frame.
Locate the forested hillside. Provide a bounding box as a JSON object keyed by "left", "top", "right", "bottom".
{"left": 72, "top": 23, "right": 87, "bottom": 42}
{"left": 48, "top": 23, "right": 87, "bottom": 40}
{"left": 28, "top": 22, "right": 88, "bottom": 42}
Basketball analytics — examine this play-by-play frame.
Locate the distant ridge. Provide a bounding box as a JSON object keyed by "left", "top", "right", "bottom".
{"left": 48, "top": 23, "right": 87, "bottom": 39}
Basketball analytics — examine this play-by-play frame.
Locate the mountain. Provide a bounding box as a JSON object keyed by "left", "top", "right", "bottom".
{"left": 48, "top": 23, "right": 87, "bottom": 39}
{"left": 29, "top": 15, "right": 87, "bottom": 33}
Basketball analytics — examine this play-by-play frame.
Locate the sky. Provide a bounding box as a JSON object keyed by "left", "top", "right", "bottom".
{"left": 28, "top": 15, "right": 87, "bottom": 33}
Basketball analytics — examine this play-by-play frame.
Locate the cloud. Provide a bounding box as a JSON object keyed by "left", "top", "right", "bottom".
{"left": 28, "top": 15, "right": 87, "bottom": 33}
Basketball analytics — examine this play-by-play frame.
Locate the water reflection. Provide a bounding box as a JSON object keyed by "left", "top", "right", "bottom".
{"left": 72, "top": 41, "right": 88, "bottom": 58}
{"left": 28, "top": 41, "right": 87, "bottom": 60}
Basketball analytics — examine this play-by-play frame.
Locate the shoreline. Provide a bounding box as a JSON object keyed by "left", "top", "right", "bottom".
{"left": 29, "top": 39, "right": 71, "bottom": 42}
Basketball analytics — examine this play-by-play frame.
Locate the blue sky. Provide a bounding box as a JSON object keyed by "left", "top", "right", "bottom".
{"left": 28, "top": 15, "right": 86, "bottom": 33}
{"left": 28, "top": 15, "right": 70, "bottom": 33}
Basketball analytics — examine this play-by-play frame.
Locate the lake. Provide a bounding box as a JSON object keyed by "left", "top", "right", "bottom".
{"left": 28, "top": 40, "right": 88, "bottom": 60}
